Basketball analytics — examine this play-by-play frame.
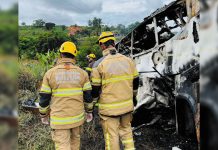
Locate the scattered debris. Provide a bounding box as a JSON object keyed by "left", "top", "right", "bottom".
{"left": 22, "top": 99, "right": 39, "bottom": 114}
{"left": 133, "top": 115, "right": 161, "bottom": 131}
{"left": 133, "top": 107, "right": 198, "bottom": 150}
{"left": 172, "top": 147, "right": 182, "bottom": 150}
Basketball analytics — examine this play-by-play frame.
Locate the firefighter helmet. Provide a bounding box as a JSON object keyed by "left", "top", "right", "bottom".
{"left": 60, "top": 41, "right": 78, "bottom": 57}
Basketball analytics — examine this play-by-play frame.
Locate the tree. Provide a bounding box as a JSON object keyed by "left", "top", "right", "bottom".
{"left": 45, "top": 22, "right": 55, "bottom": 30}
{"left": 110, "top": 25, "right": 116, "bottom": 31}
{"left": 88, "top": 20, "right": 92, "bottom": 27}
{"left": 21, "top": 22, "right": 26, "bottom": 26}
{"left": 103, "top": 25, "right": 111, "bottom": 31}
{"left": 33, "top": 19, "right": 45, "bottom": 27}
{"left": 88, "top": 17, "right": 102, "bottom": 35}
{"left": 78, "top": 29, "right": 91, "bottom": 37}
{"left": 117, "top": 24, "right": 126, "bottom": 35}
{"left": 61, "top": 25, "right": 66, "bottom": 31}
{"left": 19, "top": 29, "right": 71, "bottom": 59}
{"left": 93, "top": 17, "right": 102, "bottom": 35}
{"left": 9, "top": 3, "right": 18, "bottom": 14}
{"left": 126, "top": 21, "right": 140, "bottom": 33}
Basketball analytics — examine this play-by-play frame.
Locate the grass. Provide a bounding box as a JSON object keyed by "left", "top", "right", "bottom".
{"left": 18, "top": 90, "right": 105, "bottom": 150}
{"left": 18, "top": 89, "right": 54, "bottom": 150}
{"left": 17, "top": 60, "right": 105, "bottom": 150}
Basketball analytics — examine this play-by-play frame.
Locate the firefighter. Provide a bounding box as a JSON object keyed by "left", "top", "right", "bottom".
{"left": 39, "top": 41, "right": 94, "bottom": 150}
{"left": 91, "top": 32, "right": 139, "bottom": 150}
{"left": 85, "top": 53, "right": 96, "bottom": 76}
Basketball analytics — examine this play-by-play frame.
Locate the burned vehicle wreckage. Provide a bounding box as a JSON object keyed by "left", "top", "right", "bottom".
{"left": 116, "top": 0, "right": 200, "bottom": 142}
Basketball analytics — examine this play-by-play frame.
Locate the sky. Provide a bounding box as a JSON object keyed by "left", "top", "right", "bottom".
{"left": 17, "top": 0, "right": 173, "bottom": 26}
{"left": 0, "top": 0, "right": 17, "bottom": 10}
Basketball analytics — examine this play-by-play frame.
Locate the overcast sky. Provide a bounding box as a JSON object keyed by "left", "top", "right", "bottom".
{"left": 18, "top": 0, "right": 174, "bottom": 26}
{"left": 0, "top": 0, "right": 17, "bottom": 10}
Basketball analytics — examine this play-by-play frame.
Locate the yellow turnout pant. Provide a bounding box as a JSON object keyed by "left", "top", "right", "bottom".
{"left": 51, "top": 126, "right": 81, "bottom": 150}
{"left": 100, "top": 113, "right": 135, "bottom": 150}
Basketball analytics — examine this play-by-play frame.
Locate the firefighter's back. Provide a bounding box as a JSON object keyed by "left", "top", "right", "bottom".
{"left": 96, "top": 52, "right": 138, "bottom": 116}
{"left": 44, "top": 59, "right": 88, "bottom": 129}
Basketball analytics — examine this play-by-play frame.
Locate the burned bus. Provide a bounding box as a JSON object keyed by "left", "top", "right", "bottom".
{"left": 116, "top": 0, "right": 200, "bottom": 142}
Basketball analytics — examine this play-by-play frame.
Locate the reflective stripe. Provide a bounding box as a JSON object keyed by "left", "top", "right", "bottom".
{"left": 85, "top": 102, "right": 94, "bottom": 113}
{"left": 39, "top": 105, "right": 49, "bottom": 114}
{"left": 83, "top": 82, "right": 92, "bottom": 91}
{"left": 85, "top": 67, "right": 92, "bottom": 71}
{"left": 93, "top": 97, "right": 99, "bottom": 101}
{"left": 52, "top": 88, "right": 82, "bottom": 97}
{"left": 123, "top": 138, "right": 135, "bottom": 150}
{"left": 133, "top": 90, "right": 138, "bottom": 96}
{"left": 133, "top": 90, "right": 138, "bottom": 93}
{"left": 125, "top": 148, "right": 135, "bottom": 150}
{"left": 93, "top": 97, "right": 99, "bottom": 106}
{"left": 105, "top": 132, "right": 111, "bottom": 150}
{"left": 102, "top": 75, "right": 133, "bottom": 85}
{"left": 54, "top": 141, "right": 59, "bottom": 150}
{"left": 122, "top": 138, "right": 134, "bottom": 144}
{"left": 50, "top": 112, "right": 84, "bottom": 125}
{"left": 92, "top": 78, "right": 101, "bottom": 84}
{"left": 133, "top": 71, "right": 139, "bottom": 78}
{"left": 40, "top": 84, "right": 51, "bottom": 93}
{"left": 99, "top": 99, "right": 132, "bottom": 109}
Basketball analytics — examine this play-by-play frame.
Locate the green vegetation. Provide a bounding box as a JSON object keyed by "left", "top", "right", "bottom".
{"left": 19, "top": 17, "right": 140, "bottom": 64}
{"left": 0, "top": 4, "right": 18, "bottom": 150}
{"left": 18, "top": 16, "right": 140, "bottom": 149}
{"left": 32, "top": 19, "right": 45, "bottom": 28}
{"left": 18, "top": 89, "right": 55, "bottom": 150}
{"left": 19, "top": 26, "right": 72, "bottom": 59}
{"left": 0, "top": 4, "right": 18, "bottom": 55}
{"left": 88, "top": 17, "right": 102, "bottom": 36}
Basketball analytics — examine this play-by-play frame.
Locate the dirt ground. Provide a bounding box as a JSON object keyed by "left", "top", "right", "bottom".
{"left": 18, "top": 90, "right": 198, "bottom": 150}
{"left": 81, "top": 107, "right": 198, "bottom": 150}
{"left": 18, "top": 107, "right": 198, "bottom": 150}
{"left": 133, "top": 112, "right": 198, "bottom": 150}
{"left": 134, "top": 126, "right": 197, "bottom": 150}
{"left": 132, "top": 106, "right": 198, "bottom": 150}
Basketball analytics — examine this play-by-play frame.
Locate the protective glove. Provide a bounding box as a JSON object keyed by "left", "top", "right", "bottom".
{"left": 133, "top": 96, "right": 138, "bottom": 107}
{"left": 41, "top": 115, "right": 49, "bottom": 125}
{"left": 86, "top": 113, "right": 93, "bottom": 123}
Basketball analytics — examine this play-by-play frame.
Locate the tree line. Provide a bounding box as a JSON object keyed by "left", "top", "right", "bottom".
{"left": 21, "top": 17, "right": 140, "bottom": 36}
{"left": 19, "top": 17, "right": 140, "bottom": 66}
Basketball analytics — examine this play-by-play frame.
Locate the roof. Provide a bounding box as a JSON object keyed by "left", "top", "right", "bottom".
{"left": 117, "top": 0, "right": 185, "bottom": 44}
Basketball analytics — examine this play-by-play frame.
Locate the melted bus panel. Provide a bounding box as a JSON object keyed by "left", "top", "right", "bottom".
{"left": 116, "top": 0, "right": 200, "bottom": 141}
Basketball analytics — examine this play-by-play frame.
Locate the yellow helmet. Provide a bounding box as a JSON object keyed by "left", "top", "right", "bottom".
{"left": 97, "top": 31, "right": 116, "bottom": 44}
{"left": 88, "top": 53, "right": 96, "bottom": 59}
{"left": 60, "top": 41, "right": 78, "bottom": 57}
